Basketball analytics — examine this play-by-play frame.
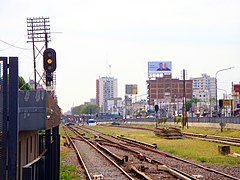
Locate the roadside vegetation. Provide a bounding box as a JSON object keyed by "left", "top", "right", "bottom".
{"left": 90, "top": 125, "right": 240, "bottom": 166}
{"left": 111, "top": 122, "right": 240, "bottom": 138}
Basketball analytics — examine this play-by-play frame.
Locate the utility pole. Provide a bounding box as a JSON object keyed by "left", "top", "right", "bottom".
{"left": 27, "top": 17, "right": 51, "bottom": 89}
{"left": 182, "top": 69, "right": 187, "bottom": 129}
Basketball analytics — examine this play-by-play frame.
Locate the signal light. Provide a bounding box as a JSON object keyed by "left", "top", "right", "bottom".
{"left": 43, "top": 48, "right": 56, "bottom": 73}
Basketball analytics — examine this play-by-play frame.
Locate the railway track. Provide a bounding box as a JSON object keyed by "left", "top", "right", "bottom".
{"left": 182, "top": 132, "right": 240, "bottom": 146}
{"left": 74, "top": 126, "right": 197, "bottom": 179}
{"left": 104, "top": 124, "right": 240, "bottom": 146}
{"left": 63, "top": 126, "right": 134, "bottom": 180}
{"left": 75, "top": 125, "right": 240, "bottom": 180}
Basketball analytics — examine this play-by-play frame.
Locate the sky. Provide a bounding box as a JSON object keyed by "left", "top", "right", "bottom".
{"left": 1, "top": 0, "right": 240, "bottom": 112}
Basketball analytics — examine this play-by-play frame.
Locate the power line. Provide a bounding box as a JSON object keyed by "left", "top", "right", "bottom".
{"left": 0, "top": 39, "right": 31, "bottom": 51}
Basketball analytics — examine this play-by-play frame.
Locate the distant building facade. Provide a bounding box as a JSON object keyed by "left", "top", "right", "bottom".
{"left": 107, "top": 97, "right": 122, "bottom": 114}
{"left": 147, "top": 74, "right": 193, "bottom": 104}
{"left": 147, "top": 74, "right": 192, "bottom": 116}
{"left": 190, "top": 73, "right": 216, "bottom": 102}
{"left": 96, "top": 77, "right": 118, "bottom": 112}
{"left": 90, "top": 98, "right": 96, "bottom": 105}
{"left": 232, "top": 84, "right": 240, "bottom": 116}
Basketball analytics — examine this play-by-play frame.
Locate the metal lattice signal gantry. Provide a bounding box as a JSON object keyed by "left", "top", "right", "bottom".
{"left": 27, "top": 17, "right": 51, "bottom": 89}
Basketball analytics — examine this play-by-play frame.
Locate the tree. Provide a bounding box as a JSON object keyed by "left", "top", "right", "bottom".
{"left": 71, "top": 104, "right": 99, "bottom": 115}
{"left": 19, "top": 76, "right": 31, "bottom": 90}
{"left": 80, "top": 104, "right": 99, "bottom": 114}
{"left": 186, "top": 98, "right": 201, "bottom": 111}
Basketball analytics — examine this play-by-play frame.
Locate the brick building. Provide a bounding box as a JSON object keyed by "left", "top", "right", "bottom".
{"left": 147, "top": 74, "right": 193, "bottom": 106}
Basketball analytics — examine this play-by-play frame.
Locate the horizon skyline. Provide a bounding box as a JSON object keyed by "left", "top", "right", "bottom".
{"left": 1, "top": 0, "right": 240, "bottom": 112}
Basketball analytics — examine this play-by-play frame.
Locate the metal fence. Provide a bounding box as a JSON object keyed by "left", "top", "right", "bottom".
{"left": 0, "top": 57, "right": 21, "bottom": 180}
{"left": 0, "top": 57, "right": 7, "bottom": 180}
{"left": 22, "top": 149, "right": 47, "bottom": 180}
{"left": 101, "top": 116, "right": 240, "bottom": 124}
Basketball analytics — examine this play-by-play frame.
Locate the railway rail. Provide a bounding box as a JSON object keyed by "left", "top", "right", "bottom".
{"left": 105, "top": 124, "right": 240, "bottom": 146}
{"left": 182, "top": 132, "right": 240, "bottom": 146}
{"left": 74, "top": 126, "right": 196, "bottom": 179}
{"left": 62, "top": 126, "right": 134, "bottom": 180}
{"left": 75, "top": 125, "right": 240, "bottom": 180}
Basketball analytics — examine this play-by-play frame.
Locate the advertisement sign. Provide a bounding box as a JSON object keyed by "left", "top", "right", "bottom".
{"left": 132, "top": 84, "right": 138, "bottom": 94}
{"left": 125, "top": 84, "right": 138, "bottom": 95}
{"left": 126, "top": 85, "right": 132, "bottom": 94}
{"left": 234, "top": 84, "right": 240, "bottom": 92}
{"left": 223, "top": 100, "right": 232, "bottom": 106}
{"left": 148, "top": 61, "right": 172, "bottom": 75}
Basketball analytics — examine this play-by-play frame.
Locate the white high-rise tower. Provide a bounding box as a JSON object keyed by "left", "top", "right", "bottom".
{"left": 96, "top": 77, "right": 118, "bottom": 112}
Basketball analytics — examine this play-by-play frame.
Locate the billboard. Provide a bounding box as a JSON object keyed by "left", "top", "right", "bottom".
{"left": 219, "top": 99, "right": 232, "bottom": 107}
{"left": 223, "top": 100, "right": 232, "bottom": 106}
{"left": 148, "top": 61, "right": 172, "bottom": 74}
{"left": 234, "top": 84, "right": 240, "bottom": 92}
{"left": 125, "top": 84, "right": 138, "bottom": 95}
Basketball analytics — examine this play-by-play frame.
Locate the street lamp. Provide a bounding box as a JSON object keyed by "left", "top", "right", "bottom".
{"left": 217, "top": 88, "right": 228, "bottom": 99}
{"left": 215, "top": 67, "right": 234, "bottom": 115}
{"left": 218, "top": 88, "right": 228, "bottom": 117}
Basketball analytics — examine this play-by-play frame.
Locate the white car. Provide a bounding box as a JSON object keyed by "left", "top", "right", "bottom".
{"left": 146, "top": 115, "right": 155, "bottom": 118}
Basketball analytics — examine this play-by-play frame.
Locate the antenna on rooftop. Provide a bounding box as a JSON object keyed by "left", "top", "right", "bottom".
{"left": 109, "top": 65, "right": 111, "bottom": 77}
{"left": 106, "top": 53, "right": 108, "bottom": 77}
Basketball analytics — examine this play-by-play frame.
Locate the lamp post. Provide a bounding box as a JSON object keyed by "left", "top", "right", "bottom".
{"left": 218, "top": 88, "right": 228, "bottom": 99}
{"left": 215, "top": 67, "right": 234, "bottom": 115}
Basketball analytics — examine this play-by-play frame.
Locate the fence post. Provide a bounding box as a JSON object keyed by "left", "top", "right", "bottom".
{"left": 0, "top": 57, "right": 8, "bottom": 180}
{"left": 8, "top": 57, "right": 19, "bottom": 180}
{"left": 23, "top": 167, "right": 32, "bottom": 180}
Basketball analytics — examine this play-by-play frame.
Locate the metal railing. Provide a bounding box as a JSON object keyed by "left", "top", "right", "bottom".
{"left": 22, "top": 149, "right": 47, "bottom": 180}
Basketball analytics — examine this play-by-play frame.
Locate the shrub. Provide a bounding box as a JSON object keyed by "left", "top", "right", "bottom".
{"left": 158, "top": 117, "right": 167, "bottom": 124}
{"left": 174, "top": 117, "right": 182, "bottom": 124}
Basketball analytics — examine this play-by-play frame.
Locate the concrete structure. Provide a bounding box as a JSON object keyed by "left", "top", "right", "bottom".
{"left": 232, "top": 85, "right": 240, "bottom": 116}
{"left": 190, "top": 74, "right": 216, "bottom": 114}
{"left": 132, "top": 99, "right": 148, "bottom": 117}
{"left": 96, "top": 77, "right": 118, "bottom": 112}
{"left": 190, "top": 73, "right": 216, "bottom": 102}
{"left": 90, "top": 98, "right": 96, "bottom": 104}
{"left": 106, "top": 97, "right": 122, "bottom": 114}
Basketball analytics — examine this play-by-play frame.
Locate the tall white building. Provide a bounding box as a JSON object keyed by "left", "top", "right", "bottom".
{"left": 96, "top": 77, "right": 118, "bottom": 112}
{"left": 190, "top": 73, "right": 216, "bottom": 102}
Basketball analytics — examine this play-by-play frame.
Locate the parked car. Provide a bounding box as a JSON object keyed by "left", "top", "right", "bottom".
{"left": 112, "top": 122, "right": 120, "bottom": 125}
{"left": 146, "top": 115, "right": 155, "bottom": 118}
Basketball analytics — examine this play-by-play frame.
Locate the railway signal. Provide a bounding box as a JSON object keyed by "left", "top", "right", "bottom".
{"left": 43, "top": 48, "right": 56, "bottom": 86}
{"left": 43, "top": 48, "right": 56, "bottom": 73}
